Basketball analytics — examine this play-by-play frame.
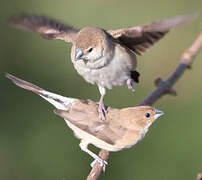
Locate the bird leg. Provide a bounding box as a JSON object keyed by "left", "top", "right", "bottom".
{"left": 98, "top": 86, "right": 107, "bottom": 120}
{"left": 127, "top": 78, "right": 135, "bottom": 92}
{"left": 99, "top": 94, "right": 107, "bottom": 120}
{"left": 79, "top": 140, "right": 107, "bottom": 172}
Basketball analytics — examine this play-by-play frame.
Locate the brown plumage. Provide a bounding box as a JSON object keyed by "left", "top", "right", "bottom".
{"left": 8, "top": 13, "right": 195, "bottom": 119}
{"left": 6, "top": 73, "right": 164, "bottom": 170}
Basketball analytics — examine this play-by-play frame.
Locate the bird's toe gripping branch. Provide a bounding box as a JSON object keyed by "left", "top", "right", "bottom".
{"left": 98, "top": 99, "right": 108, "bottom": 121}
{"left": 90, "top": 159, "right": 108, "bottom": 172}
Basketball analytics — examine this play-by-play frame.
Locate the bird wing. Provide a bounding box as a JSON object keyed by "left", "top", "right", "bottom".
{"left": 8, "top": 14, "right": 79, "bottom": 43}
{"left": 68, "top": 121, "right": 120, "bottom": 145}
{"left": 108, "top": 14, "right": 195, "bottom": 55}
{"left": 54, "top": 103, "right": 127, "bottom": 145}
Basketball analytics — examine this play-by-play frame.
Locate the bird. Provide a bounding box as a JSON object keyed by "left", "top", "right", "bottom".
{"left": 6, "top": 73, "right": 164, "bottom": 171}
{"left": 8, "top": 13, "right": 194, "bottom": 120}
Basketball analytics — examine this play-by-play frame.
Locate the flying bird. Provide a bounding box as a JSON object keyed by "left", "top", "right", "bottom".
{"left": 6, "top": 73, "right": 164, "bottom": 170}
{"left": 8, "top": 13, "right": 194, "bottom": 119}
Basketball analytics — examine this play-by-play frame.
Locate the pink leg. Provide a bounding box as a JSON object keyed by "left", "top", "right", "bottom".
{"left": 127, "top": 78, "right": 135, "bottom": 92}
{"left": 79, "top": 140, "right": 107, "bottom": 172}
{"left": 98, "top": 94, "right": 107, "bottom": 120}
{"left": 98, "top": 86, "right": 107, "bottom": 120}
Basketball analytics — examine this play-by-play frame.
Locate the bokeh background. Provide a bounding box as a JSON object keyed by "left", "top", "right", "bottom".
{"left": 1, "top": 0, "right": 202, "bottom": 179}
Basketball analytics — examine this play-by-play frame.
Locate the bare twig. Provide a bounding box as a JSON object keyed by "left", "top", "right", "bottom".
{"left": 139, "top": 32, "right": 202, "bottom": 106}
{"left": 86, "top": 32, "right": 202, "bottom": 180}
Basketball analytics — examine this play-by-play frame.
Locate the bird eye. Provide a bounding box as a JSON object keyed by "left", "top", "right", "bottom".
{"left": 145, "top": 112, "right": 151, "bottom": 118}
{"left": 87, "top": 47, "right": 93, "bottom": 53}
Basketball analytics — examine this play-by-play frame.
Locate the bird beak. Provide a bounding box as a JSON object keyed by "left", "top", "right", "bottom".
{"left": 154, "top": 108, "right": 164, "bottom": 120}
{"left": 75, "top": 48, "right": 84, "bottom": 60}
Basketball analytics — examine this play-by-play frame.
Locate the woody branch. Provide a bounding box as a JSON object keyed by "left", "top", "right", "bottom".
{"left": 86, "top": 32, "right": 202, "bottom": 180}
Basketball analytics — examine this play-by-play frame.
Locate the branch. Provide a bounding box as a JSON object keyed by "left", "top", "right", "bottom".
{"left": 86, "top": 32, "right": 202, "bottom": 180}
{"left": 140, "top": 32, "right": 202, "bottom": 106}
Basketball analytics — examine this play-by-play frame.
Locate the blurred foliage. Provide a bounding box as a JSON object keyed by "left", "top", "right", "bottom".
{"left": 0, "top": 0, "right": 202, "bottom": 179}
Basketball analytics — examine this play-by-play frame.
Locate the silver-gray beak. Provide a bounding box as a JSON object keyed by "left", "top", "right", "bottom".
{"left": 154, "top": 108, "right": 164, "bottom": 120}
{"left": 75, "top": 48, "right": 83, "bottom": 60}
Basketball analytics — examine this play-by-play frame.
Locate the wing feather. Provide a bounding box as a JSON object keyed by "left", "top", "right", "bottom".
{"left": 108, "top": 14, "right": 196, "bottom": 55}
{"left": 8, "top": 14, "right": 78, "bottom": 43}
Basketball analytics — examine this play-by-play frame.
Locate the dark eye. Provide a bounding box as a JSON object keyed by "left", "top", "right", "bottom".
{"left": 145, "top": 112, "right": 151, "bottom": 118}
{"left": 88, "top": 47, "right": 93, "bottom": 52}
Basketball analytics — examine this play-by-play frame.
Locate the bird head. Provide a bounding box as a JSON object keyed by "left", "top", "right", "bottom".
{"left": 122, "top": 106, "right": 164, "bottom": 130}
{"left": 74, "top": 27, "right": 108, "bottom": 62}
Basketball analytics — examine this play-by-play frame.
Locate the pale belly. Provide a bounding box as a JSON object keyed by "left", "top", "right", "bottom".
{"left": 87, "top": 67, "right": 130, "bottom": 89}
{"left": 72, "top": 44, "right": 137, "bottom": 89}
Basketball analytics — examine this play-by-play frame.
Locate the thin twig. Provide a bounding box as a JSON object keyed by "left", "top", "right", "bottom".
{"left": 139, "top": 32, "right": 202, "bottom": 106}
{"left": 86, "top": 32, "right": 202, "bottom": 180}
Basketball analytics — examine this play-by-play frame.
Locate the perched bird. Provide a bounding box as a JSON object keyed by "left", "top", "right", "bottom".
{"left": 6, "top": 73, "right": 164, "bottom": 170}
{"left": 8, "top": 13, "right": 194, "bottom": 119}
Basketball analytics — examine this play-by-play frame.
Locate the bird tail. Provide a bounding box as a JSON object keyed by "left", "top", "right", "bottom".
{"left": 6, "top": 73, "right": 76, "bottom": 110}
{"left": 131, "top": 70, "right": 140, "bottom": 83}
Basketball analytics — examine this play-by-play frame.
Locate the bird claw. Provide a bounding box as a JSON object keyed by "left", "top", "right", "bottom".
{"left": 127, "top": 79, "right": 135, "bottom": 92}
{"left": 90, "top": 159, "right": 108, "bottom": 172}
{"left": 98, "top": 102, "right": 107, "bottom": 120}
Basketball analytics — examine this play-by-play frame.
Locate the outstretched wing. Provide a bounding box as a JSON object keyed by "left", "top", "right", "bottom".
{"left": 108, "top": 14, "right": 195, "bottom": 55}
{"left": 8, "top": 14, "right": 79, "bottom": 43}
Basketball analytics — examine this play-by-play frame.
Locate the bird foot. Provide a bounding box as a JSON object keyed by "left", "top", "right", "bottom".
{"left": 98, "top": 102, "right": 107, "bottom": 120}
{"left": 127, "top": 79, "right": 135, "bottom": 92}
{"left": 90, "top": 158, "right": 108, "bottom": 172}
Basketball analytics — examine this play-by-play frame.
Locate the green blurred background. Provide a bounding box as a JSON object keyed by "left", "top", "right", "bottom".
{"left": 1, "top": 0, "right": 202, "bottom": 179}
